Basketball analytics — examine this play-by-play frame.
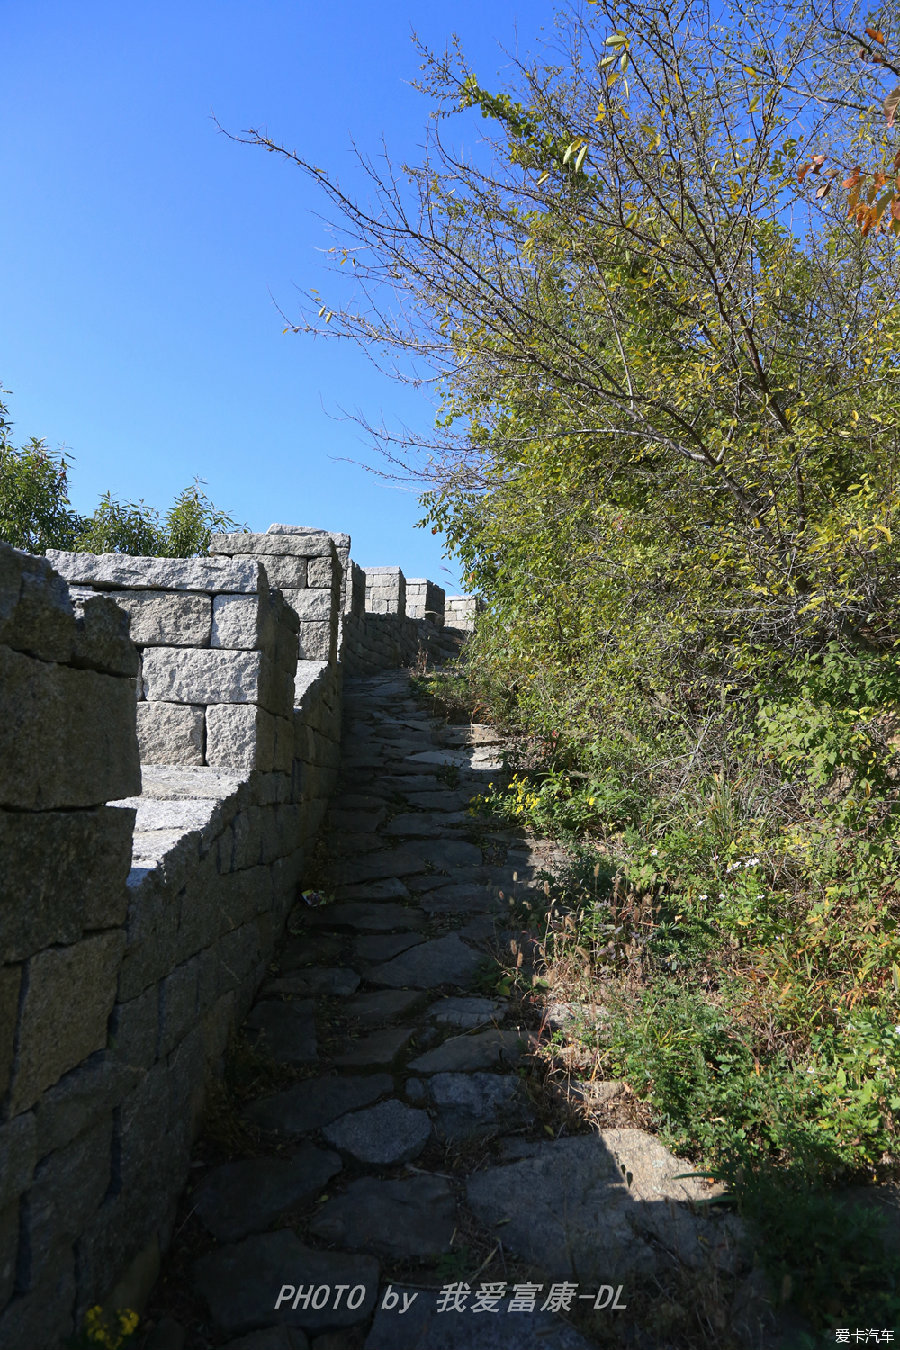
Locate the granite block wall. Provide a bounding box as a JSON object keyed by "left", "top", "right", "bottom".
{"left": 0, "top": 526, "right": 475, "bottom": 1347}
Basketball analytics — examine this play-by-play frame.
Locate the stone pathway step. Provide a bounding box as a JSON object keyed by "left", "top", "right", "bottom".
{"left": 142, "top": 671, "right": 781, "bottom": 1350}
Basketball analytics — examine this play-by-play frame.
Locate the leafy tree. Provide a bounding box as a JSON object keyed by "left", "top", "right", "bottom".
{"left": 236, "top": 0, "right": 900, "bottom": 731}
{"left": 74, "top": 480, "right": 242, "bottom": 557}
{"left": 0, "top": 393, "right": 83, "bottom": 551}
{"left": 0, "top": 390, "right": 241, "bottom": 557}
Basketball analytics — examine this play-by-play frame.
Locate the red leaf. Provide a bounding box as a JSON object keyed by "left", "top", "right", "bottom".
{"left": 866, "top": 25, "right": 886, "bottom": 43}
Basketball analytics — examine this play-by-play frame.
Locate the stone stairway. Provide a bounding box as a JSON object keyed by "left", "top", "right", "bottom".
{"left": 142, "top": 673, "right": 779, "bottom": 1350}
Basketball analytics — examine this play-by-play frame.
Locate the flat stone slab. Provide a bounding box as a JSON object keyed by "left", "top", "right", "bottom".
{"left": 465, "top": 1133, "right": 737, "bottom": 1284}
{"left": 384, "top": 813, "right": 470, "bottom": 836}
{"left": 406, "top": 839, "right": 483, "bottom": 870}
{"left": 419, "top": 883, "right": 507, "bottom": 916}
{"left": 366, "top": 935, "right": 484, "bottom": 990}
{"left": 355, "top": 932, "right": 425, "bottom": 963}
{"left": 244, "top": 1002, "right": 317, "bottom": 1065}
{"left": 364, "top": 1291, "right": 595, "bottom": 1350}
{"left": 278, "top": 935, "right": 343, "bottom": 969}
{"left": 194, "top": 1231, "right": 378, "bottom": 1336}
{"left": 430, "top": 1072, "right": 533, "bottom": 1140}
{"left": 428, "top": 997, "right": 505, "bottom": 1029}
{"left": 243, "top": 1075, "right": 393, "bottom": 1136}
{"left": 309, "top": 1174, "right": 457, "bottom": 1260}
{"left": 194, "top": 1149, "right": 342, "bottom": 1241}
{"left": 323, "top": 1099, "right": 431, "bottom": 1165}
{"left": 329, "top": 850, "right": 430, "bottom": 886}
{"left": 304, "top": 903, "right": 425, "bottom": 932}
{"left": 327, "top": 809, "right": 387, "bottom": 833}
{"left": 344, "top": 989, "right": 424, "bottom": 1025}
{"left": 333, "top": 1026, "right": 415, "bottom": 1068}
{"left": 333, "top": 878, "right": 412, "bottom": 903}
{"left": 408, "top": 1028, "right": 524, "bottom": 1074}
{"left": 261, "top": 968, "right": 361, "bottom": 999}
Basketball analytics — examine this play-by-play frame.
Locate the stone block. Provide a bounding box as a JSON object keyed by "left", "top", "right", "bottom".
{"left": 27, "top": 1119, "right": 112, "bottom": 1284}
{"left": 142, "top": 647, "right": 272, "bottom": 705}
{"left": 72, "top": 593, "right": 141, "bottom": 674}
{"left": 206, "top": 703, "right": 275, "bottom": 772}
{"left": 0, "top": 647, "right": 140, "bottom": 810}
{"left": 283, "top": 589, "right": 332, "bottom": 621}
{"left": 0, "top": 1112, "right": 37, "bottom": 1208}
{"left": 34, "top": 1056, "right": 143, "bottom": 1156}
{"left": 0, "top": 965, "right": 21, "bottom": 1102}
{"left": 117, "top": 886, "right": 181, "bottom": 1001}
{"left": 306, "top": 556, "right": 335, "bottom": 588}
{"left": 108, "top": 988, "right": 159, "bottom": 1070}
{"left": 209, "top": 531, "right": 333, "bottom": 557}
{"left": 211, "top": 594, "right": 272, "bottom": 650}
{"left": 117, "top": 1063, "right": 189, "bottom": 1218}
{"left": 11, "top": 933, "right": 126, "bottom": 1114}
{"left": 166, "top": 1023, "right": 206, "bottom": 1142}
{"left": 110, "top": 590, "right": 211, "bottom": 646}
{"left": 159, "top": 958, "right": 200, "bottom": 1056}
{"left": 46, "top": 550, "right": 267, "bottom": 595}
{"left": 5, "top": 770, "right": 129, "bottom": 908}
{"left": 137, "top": 701, "right": 205, "bottom": 766}
{"left": 217, "top": 922, "right": 264, "bottom": 996}
{"left": 0, "top": 1243, "right": 76, "bottom": 1349}
{"left": 0, "top": 543, "right": 74, "bottom": 663}
{"left": 251, "top": 554, "right": 308, "bottom": 590}
{"left": 297, "top": 622, "right": 334, "bottom": 662}
{"left": 0, "top": 1199, "right": 17, "bottom": 1309}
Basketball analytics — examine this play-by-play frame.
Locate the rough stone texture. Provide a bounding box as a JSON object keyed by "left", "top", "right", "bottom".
{"left": 465, "top": 1134, "right": 731, "bottom": 1284}
{"left": 142, "top": 647, "right": 268, "bottom": 706}
{"left": 0, "top": 805, "right": 133, "bottom": 958}
{"left": 244, "top": 1075, "right": 394, "bottom": 1136}
{"left": 47, "top": 550, "right": 266, "bottom": 594}
{"left": 309, "top": 1174, "right": 456, "bottom": 1259}
{"left": 210, "top": 531, "right": 333, "bottom": 557}
{"left": 333, "top": 1027, "right": 415, "bottom": 1068}
{"left": 407, "top": 1028, "right": 525, "bottom": 1074}
{"left": 194, "top": 1232, "right": 379, "bottom": 1336}
{"left": 110, "top": 590, "right": 212, "bottom": 646}
{"left": 137, "top": 699, "right": 205, "bottom": 765}
{"left": 0, "top": 968, "right": 21, "bottom": 1101}
{"left": 0, "top": 646, "right": 140, "bottom": 809}
{"left": 262, "top": 968, "right": 360, "bottom": 999}
{"left": 301, "top": 902, "right": 425, "bottom": 933}
{"left": 429, "top": 1071, "right": 533, "bottom": 1140}
{"left": 428, "top": 997, "right": 505, "bottom": 1029}
{"left": 343, "top": 990, "right": 423, "bottom": 1024}
{"left": 34, "top": 1058, "right": 143, "bottom": 1156}
{"left": 354, "top": 932, "right": 424, "bottom": 963}
{"left": 206, "top": 703, "right": 276, "bottom": 772}
{"left": 212, "top": 594, "right": 273, "bottom": 650}
{"left": 73, "top": 593, "right": 141, "bottom": 676}
{"left": 366, "top": 935, "right": 485, "bottom": 990}
{"left": 328, "top": 849, "right": 430, "bottom": 887}
{"left": 194, "top": 1150, "right": 342, "bottom": 1242}
{"left": 11, "top": 933, "right": 125, "bottom": 1114}
{"left": 322, "top": 1100, "right": 431, "bottom": 1165}
{"left": 243, "top": 1001, "right": 318, "bottom": 1066}
{"left": 1, "top": 542, "right": 75, "bottom": 662}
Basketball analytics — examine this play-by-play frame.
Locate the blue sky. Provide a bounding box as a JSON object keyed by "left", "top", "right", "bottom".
{"left": 1, "top": 1, "right": 553, "bottom": 589}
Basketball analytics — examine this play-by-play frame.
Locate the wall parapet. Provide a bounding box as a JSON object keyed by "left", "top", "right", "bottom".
{"left": 0, "top": 525, "right": 477, "bottom": 1348}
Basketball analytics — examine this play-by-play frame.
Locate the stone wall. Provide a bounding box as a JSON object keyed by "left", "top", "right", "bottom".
{"left": 0, "top": 526, "right": 474, "bottom": 1348}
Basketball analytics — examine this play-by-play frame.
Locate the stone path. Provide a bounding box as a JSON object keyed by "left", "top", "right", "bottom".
{"left": 144, "top": 673, "right": 781, "bottom": 1350}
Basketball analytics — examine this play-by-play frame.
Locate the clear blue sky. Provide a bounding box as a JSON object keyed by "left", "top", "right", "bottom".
{"left": 1, "top": 1, "right": 553, "bottom": 589}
